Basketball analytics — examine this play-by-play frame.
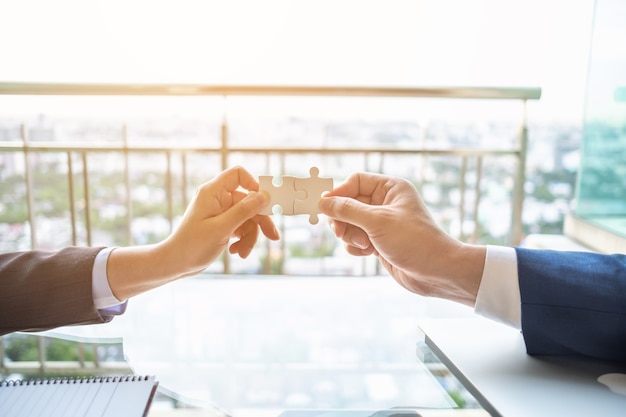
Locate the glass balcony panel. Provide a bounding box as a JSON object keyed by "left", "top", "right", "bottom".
{"left": 574, "top": 0, "right": 626, "bottom": 239}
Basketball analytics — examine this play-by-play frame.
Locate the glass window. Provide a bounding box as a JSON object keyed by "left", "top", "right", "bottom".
{"left": 575, "top": 0, "right": 626, "bottom": 239}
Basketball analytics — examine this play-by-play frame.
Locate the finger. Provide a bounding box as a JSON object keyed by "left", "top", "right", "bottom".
{"left": 190, "top": 176, "right": 250, "bottom": 218}
{"left": 231, "top": 188, "right": 279, "bottom": 240}
{"left": 328, "top": 218, "right": 371, "bottom": 250}
{"left": 229, "top": 220, "right": 259, "bottom": 258}
{"left": 213, "top": 165, "right": 260, "bottom": 194}
{"left": 256, "top": 214, "right": 280, "bottom": 241}
{"left": 229, "top": 215, "right": 278, "bottom": 258}
{"left": 324, "top": 172, "right": 384, "bottom": 199}
{"left": 319, "top": 195, "right": 378, "bottom": 231}
{"left": 328, "top": 219, "right": 347, "bottom": 239}
{"left": 227, "top": 190, "right": 279, "bottom": 241}
{"left": 220, "top": 191, "right": 270, "bottom": 231}
{"left": 343, "top": 242, "right": 376, "bottom": 257}
{"left": 228, "top": 220, "right": 259, "bottom": 258}
{"left": 231, "top": 218, "right": 252, "bottom": 240}
{"left": 339, "top": 224, "right": 372, "bottom": 250}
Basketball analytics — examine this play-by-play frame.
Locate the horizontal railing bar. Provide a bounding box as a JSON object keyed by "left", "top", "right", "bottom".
{"left": 0, "top": 142, "right": 520, "bottom": 157}
{"left": 32, "top": 331, "right": 124, "bottom": 345}
{"left": 2, "top": 361, "right": 132, "bottom": 374}
{"left": 0, "top": 82, "right": 542, "bottom": 100}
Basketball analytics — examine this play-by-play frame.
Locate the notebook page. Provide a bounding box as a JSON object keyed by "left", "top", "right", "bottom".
{"left": 0, "top": 375, "right": 158, "bottom": 417}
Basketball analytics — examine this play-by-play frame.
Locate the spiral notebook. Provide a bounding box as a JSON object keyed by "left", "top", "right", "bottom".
{"left": 0, "top": 375, "right": 158, "bottom": 417}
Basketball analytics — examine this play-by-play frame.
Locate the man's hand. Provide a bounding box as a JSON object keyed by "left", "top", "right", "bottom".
{"left": 320, "top": 172, "right": 485, "bottom": 307}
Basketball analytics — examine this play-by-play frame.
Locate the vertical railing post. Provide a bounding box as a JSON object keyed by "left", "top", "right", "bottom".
{"left": 278, "top": 153, "right": 287, "bottom": 275}
{"left": 181, "top": 152, "right": 189, "bottom": 209}
{"left": 21, "top": 123, "right": 37, "bottom": 249}
{"left": 378, "top": 151, "right": 385, "bottom": 173}
{"left": 37, "top": 336, "right": 46, "bottom": 374}
{"left": 166, "top": 151, "right": 174, "bottom": 234}
{"left": 220, "top": 96, "right": 229, "bottom": 171}
{"left": 81, "top": 151, "right": 92, "bottom": 246}
{"left": 262, "top": 152, "right": 273, "bottom": 275}
{"left": 471, "top": 156, "right": 483, "bottom": 243}
{"left": 459, "top": 156, "right": 468, "bottom": 241}
{"left": 418, "top": 120, "right": 429, "bottom": 189}
{"left": 92, "top": 343, "right": 100, "bottom": 369}
{"left": 511, "top": 99, "right": 528, "bottom": 245}
{"left": 221, "top": 96, "right": 230, "bottom": 274}
{"left": 67, "top": 152, "right": 78, "bottom": 246}
{"left": 123, "top": 124, "right": 133, "bottom": 246}
{"left": 0, "top": 336, "right": 5, "bottom": 373}
{"left": 77, "top": 341, "right": 86, "bottom": 368}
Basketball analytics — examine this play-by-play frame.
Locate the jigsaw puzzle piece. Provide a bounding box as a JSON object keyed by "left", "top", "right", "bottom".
{"left": 258, "top": 175, "right": 306, "bottom": 216}
{"left": 293, "top": 167, "right": 334, "bottom": 224}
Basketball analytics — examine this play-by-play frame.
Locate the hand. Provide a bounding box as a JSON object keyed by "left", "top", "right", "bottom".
{"left": 107, "top": 166, "right": 279, "bottom": 300}
{"left": 319, "top": 172, "right": 485, "bottom": 307}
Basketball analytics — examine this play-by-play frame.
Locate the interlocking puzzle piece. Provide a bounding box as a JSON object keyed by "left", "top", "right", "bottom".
{"left": 258, "top": 167, "right": 334, "bottom": 224}
{"left": 294, "top": 167, "right": 334, "bottom": 225}
{"left": 258, "top": 175, "right": 306, "bottom": 216}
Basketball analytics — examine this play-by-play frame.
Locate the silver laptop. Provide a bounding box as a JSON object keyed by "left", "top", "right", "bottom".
{"left": 419, "top": 318, "right": 626, "bottom": 417}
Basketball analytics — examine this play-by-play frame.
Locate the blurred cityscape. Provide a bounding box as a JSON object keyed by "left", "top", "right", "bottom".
{"left": 0, "top": 109, "right": 581, "bottom": 276}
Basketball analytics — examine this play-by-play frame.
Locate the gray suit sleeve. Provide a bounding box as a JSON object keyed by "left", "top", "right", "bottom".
{"left": 0, "top": 246, "right": 110, "bottom": 335}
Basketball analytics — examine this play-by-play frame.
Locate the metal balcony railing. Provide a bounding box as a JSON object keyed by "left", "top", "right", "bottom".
{"left": 0, "top": 82, "right": 541, "bottom": 274}
{"left": 0, "top": 333, "right": 130, "bottom": 378}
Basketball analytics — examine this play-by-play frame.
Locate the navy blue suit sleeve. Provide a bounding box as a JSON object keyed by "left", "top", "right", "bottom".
{"left": 515, "top": 247, "right": 626, "bottom": 362}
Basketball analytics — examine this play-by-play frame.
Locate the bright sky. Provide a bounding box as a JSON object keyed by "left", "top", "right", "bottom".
{"left": 0, "top": 0, "right": 595, "bottom": 122}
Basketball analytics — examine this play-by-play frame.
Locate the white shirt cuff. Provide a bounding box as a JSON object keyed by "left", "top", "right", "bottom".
{"left": 92, "top": 247, "right": 123, "bottom": 309}
{"left": 474, "top": 245, "right": 521, "bottom": 329}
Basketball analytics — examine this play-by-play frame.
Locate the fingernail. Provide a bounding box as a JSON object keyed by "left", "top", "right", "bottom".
{"left": 351, "top": 235, "right": 369, "bottom": 249}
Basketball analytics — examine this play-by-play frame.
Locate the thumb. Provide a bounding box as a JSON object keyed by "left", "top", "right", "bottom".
{"left": 319, "top": 196, "right": 376, "bottom": 230}
{"left": 219, "top": 191, "right": 269, "bottom": 229}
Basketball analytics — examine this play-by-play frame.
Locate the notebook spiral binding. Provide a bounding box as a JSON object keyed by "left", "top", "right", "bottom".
{"left": 0, "top": 375, "right": 151, "bottom": 387}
